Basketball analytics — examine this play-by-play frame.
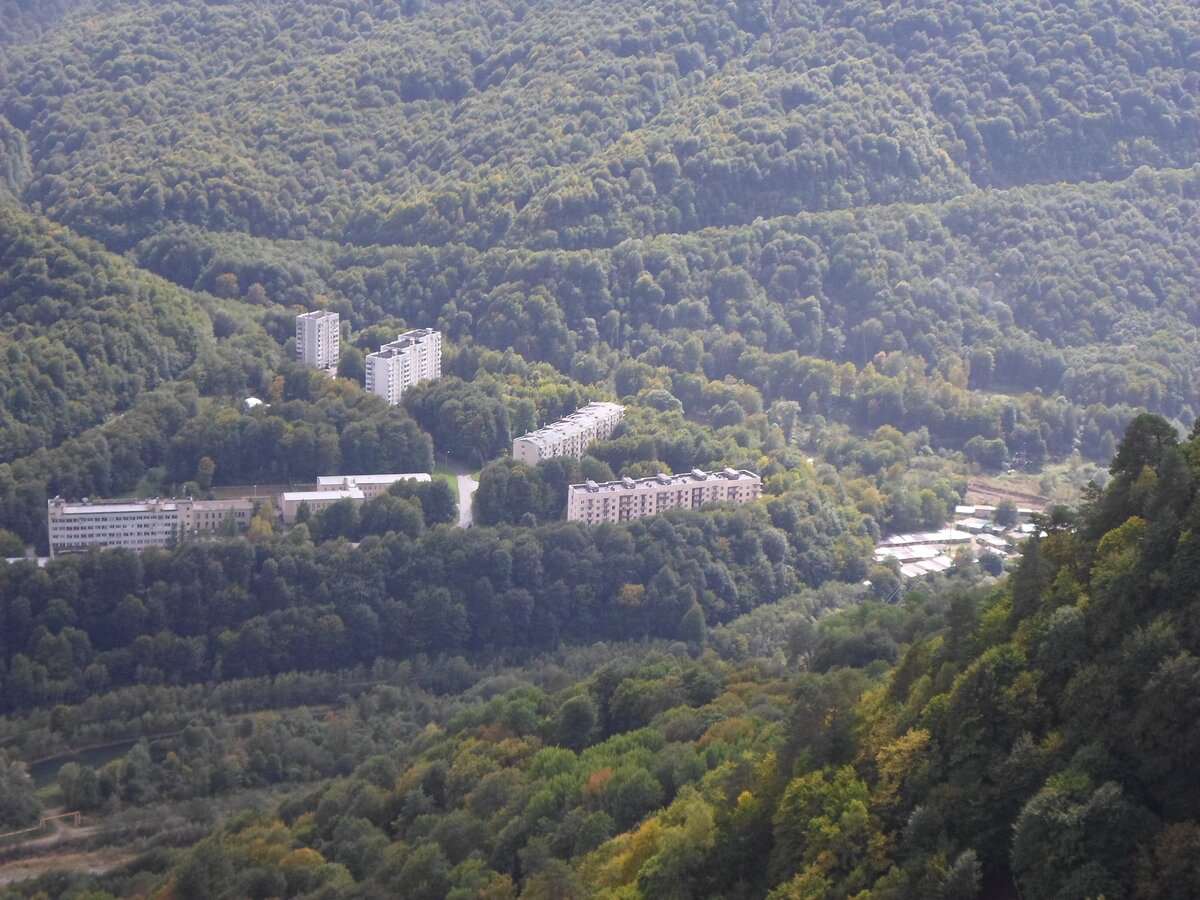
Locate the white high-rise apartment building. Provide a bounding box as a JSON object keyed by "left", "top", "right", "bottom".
{"left": 48, "top": 497, "right": 254, "bottom": 556}
{"left": 296, "top": 310, "right": 341, "bottom": 374}
{"left": 566, "top": 468, "right": 762, "bottom": 524}
{"left": 512, "top": 402, "right": 625, "bottom": 464}
{"left": 364, "top": 328, "right": 442, "bottom": 405}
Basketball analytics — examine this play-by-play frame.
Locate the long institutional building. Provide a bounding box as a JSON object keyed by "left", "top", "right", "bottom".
{"left": 365, "top": 328, "right": 441, "bottom": 405}
{"left": 512, "top": 402, "right": 625, "bottom": 464}
{"left": 48, "top": 497, "right": 254, "bottom": 556}
{"left": 279, "top": 473, "right": 431, "bottom": 524}
{"left": 295, "top": 310, "right": 340, "bottom": 374}
{"left": 567, "top": 468, "right": 762, "bottom": 524}
{"left": 49, "top": 471, "right": 436, "bottom": 552}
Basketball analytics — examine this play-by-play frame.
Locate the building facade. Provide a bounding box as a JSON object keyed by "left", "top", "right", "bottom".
{"left": 315, "top": 473, "right": 432, "bottom": 501}
{"left": 512, "top": 402, "right": 625, "bottom": 465}
{"left": 295, "top": 310, "right": 341, "bottom": 373}
{"left": 279, "top": 489, "right": 364, "bottom": 525}
{"left": 364, "top": 328, "right": 442, "bottom": 405}
{"left": 48, "top": 497, "right": 254, "bottom": 556}
{"left": 566, "top": 468, "right": 762, "bottom": 524}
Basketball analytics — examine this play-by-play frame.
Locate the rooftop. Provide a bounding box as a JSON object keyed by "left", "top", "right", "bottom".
{"left": 879, "top": 529, "right": 971, "bottom": 546}
{"left": 368, "top": 328, "right": 439, "bottom": 359}
{"left": 50, "top": 496, "right": 255, "bottom": 516}
{"left": 316, "top": 474, "right": 431, "bottom": 486}
{"left": 571, "top": 468, "right": 759, "bottom": 494}
{"left": 977, "top": 533, "right": 1011, "bottom": 548}
{"left": 876, "top": 544, "right": 942, "bottom": 561}
{"left": 54, "top": 502, "right": 176, "bottom": 515}
{"left": 281, "top": 489, "right": 364, "bottom": 502}
{"left": 516, "top": 402, "right": 624, "bottom": 447}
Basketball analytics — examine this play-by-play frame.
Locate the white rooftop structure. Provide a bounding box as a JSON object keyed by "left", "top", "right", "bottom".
{"left": 977, "top": 533, "right": 1011, "bottom": 549}
{"left": 282, "top": 490, "right": 364, "bottom": 502}
{"left": 879, "top": 529, "right": 971, "bottom": 547}
{"left": 956, "top": 517, "right": 991, "bottom": 533}
{"left": 876, "top": 544, "right": 942, "bottom": 562}
{"left": 315, "top": 473, "right": 431, "bottom": 500}
{"left": 899, "top": 554, "right": 955, "bottom": 578}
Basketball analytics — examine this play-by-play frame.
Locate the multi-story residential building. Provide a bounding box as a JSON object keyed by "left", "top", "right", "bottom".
{"left": 279, "top": 488, "right": 364, "bottom": 525}
{"left": 566, "top": 468, "right": 762, "bottom": 524}
{"left": 364, "top": 328, "right": 442, "bottom": 405}
{"left": 512, "top": 402, "right": 625, "bottom": 464}
{"left": 295, "top": 310, "right": 341, "bottom": 374}
{"left": 48, "top": 497, "right": 254, "bottom": 556}
{"left": 315, "top": 473, "right": 432, "bottom": 501}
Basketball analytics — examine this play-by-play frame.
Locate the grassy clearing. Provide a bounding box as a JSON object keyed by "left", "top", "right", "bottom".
{"left": 432, "top": 464, "right": 460, "bottom": 490}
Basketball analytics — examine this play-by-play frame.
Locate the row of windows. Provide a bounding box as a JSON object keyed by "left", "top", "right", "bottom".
{"left": 52, "top": 524, "right": 174, "bottom": 532}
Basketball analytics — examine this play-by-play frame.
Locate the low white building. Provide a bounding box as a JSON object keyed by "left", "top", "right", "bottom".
{"left": 976, "top": 533, "right": 1012, "bottom": 550}
{"left": 513, "top": 402, "right": 625, "bottom": 464}
{"left": 48, "top": 497, "right": 254, "bottom": 556}
{"left": 315, "top": 473, "right": 431, "bottom": 501}
{"left": 955, "top": 517, "right": 991, "bottom": 534}
{"left": 364, "top": 328, "right": 441, "bottom": 405}
{"left": 878, "top": 529, "right": 971, "bottom": 547}
{"left": 279, "top": 488, "right": 364, "bottom": 525}
{"left": 567, "top": 468, "right": 761, "bottom": 524}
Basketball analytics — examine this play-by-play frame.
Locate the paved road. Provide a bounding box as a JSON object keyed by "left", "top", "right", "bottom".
{"left": 456, "top": 473, "right": 478, "bottom": 527}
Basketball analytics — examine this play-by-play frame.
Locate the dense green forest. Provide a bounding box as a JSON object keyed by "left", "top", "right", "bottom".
{"left": 0, "top": 490, "right": 865, "bottom": 712}
{"left": 0, "top": 204, "right": 210, "bottom": 460}
{"left": 1, "top": 0, "right": 1199, "bottom": 896}
{"left": 0, "top": 0, "right": 1195, "bottom": 466}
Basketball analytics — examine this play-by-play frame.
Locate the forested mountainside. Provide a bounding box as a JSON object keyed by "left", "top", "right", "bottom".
{"left": 0, "top": 0, "right": 1199, "bottom": 897}
{"left": 2, "top": 418, "right": 1196, "bottom": 898}
{"left": 0, "top": 0, "right": 1196, "bottom": 469}
{"left": 0, "top": 204, "right": 209, "bottom": 459}
{"left": 0, "top": 0, "right": 88, "bottom": 48}
{"left": 4, "top": 0, "right": 1198, "bottom": 250}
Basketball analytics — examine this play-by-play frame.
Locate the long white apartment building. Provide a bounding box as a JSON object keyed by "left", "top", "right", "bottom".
{"left": 48, "top": 497, "right": 254, "bottom": 556}
{"left": 513, "top": 402, "right": 625, "bottom": 465}
{"left": 316, "top": 473, "right": 431, "bottom": 501}
{"left": 566, "top": 468, "right": 762, "bottom": 524}
{"left": 296, "top": 310, "right": 341, "bottom": 374}
{"left": 364, "top": 328, "right": 441, "bottom": 405}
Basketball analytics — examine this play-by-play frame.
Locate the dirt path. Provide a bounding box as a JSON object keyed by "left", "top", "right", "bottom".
{"left": 7, "top": 817, "right": 98, "bottom": 851}
{"left": 456, "top": 473, "right": 478, "bottom": 527}
{"left": 0, "top": 847, "right": 135, "bottom": 886}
